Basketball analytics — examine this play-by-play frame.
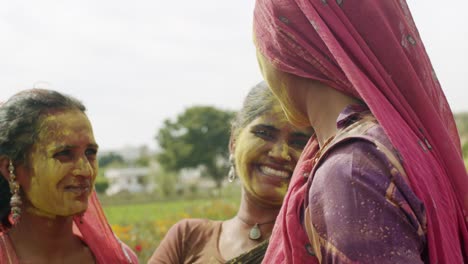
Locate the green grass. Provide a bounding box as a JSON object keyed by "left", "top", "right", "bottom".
{"left": 104, "top": 197, "right": 239, "bottom": 224}
{"left": 102, "top": 195, "right": 240, "bottom": 262}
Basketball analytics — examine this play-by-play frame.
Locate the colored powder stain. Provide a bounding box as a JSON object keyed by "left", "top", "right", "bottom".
{"left": 23, "top": 110, "right": 97, "bottom": 218}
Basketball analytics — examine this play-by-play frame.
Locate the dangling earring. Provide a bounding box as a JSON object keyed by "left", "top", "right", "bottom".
{"left": 8, "top": 160, "right": 22, "bottom": 225}
{"left": 228, "top": 154, "right": 236, "bottom": 183}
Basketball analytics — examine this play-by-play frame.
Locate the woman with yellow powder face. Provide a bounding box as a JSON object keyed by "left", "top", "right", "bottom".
{"left": 0, "top": 89, "right": 137, "bottom": 263}
{"left": 149, "top": 81, "right": 313, "bottom": 263}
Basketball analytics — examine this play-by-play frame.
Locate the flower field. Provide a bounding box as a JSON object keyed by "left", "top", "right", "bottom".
{"left": 104, "top": 198, "right": 240, "bottom": 262}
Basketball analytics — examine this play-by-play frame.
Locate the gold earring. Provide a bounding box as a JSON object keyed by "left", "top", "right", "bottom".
{"left": 8, "top": 160, "right": 22, "bottom": 225}
{"left": 228, "top": 154, "right": 236, "bottom": 183}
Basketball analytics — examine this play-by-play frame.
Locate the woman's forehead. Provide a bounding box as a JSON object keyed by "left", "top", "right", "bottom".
{"left": 39, "top": 110, "right": 88, "bottom": 127}
{"left": 35, "top": 110, "right": 93, "bottom": 142}
{"left": 254, "top": 105, "right": 287, "bottom": 124}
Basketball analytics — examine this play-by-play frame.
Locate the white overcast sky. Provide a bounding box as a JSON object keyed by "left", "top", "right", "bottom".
{"left": 1, "top": 0, "right": 467, "bottom": 151}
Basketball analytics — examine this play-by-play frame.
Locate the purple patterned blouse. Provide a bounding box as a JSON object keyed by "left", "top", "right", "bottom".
{"left": 307, "top": 105, "right": 428, "bottom": 263}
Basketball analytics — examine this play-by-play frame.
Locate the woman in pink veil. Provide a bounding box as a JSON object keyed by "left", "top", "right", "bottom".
{"left": 0, "top": 89, "right": 137, "bottom": 263}
{"left": 254, "top": 0, "right": 467, "bottom": 263}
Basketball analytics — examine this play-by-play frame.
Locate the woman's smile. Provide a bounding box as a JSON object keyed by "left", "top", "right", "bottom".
{"left": 257, "top": 164, "right": 292, "bottom": 179}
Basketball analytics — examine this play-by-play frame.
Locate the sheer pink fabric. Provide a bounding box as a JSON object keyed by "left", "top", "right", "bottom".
{"left": 74, "top": 191, "right": 138, "bottom": 263}
{"left": 254, "top": 0, "right": 468, "bottom": 262}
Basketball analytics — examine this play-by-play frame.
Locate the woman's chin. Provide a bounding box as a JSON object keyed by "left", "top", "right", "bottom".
{"left": 56, "top": 202, "right": 89, "bottom": 217}
{"left": 252, "top": 190, "right": 286, "bottom": 207}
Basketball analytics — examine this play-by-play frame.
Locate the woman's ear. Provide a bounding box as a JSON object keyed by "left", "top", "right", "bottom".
{"left": 0, "top": 156, "right": 11, "bottom": 181}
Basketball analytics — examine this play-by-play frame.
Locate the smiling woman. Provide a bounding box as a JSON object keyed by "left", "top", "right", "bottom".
{"left": 149, "top": 81, "right": 314, "bottom": 264}
{"left": 0, "top": 89, "right": 137, "bottom": 264}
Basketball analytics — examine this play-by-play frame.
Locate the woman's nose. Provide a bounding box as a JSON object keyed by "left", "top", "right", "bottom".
{"left": 72, "top": 156, "right": 93, "bottom": 177}
{"left": 268, "top": 141, "right": 291, "bottom": 161}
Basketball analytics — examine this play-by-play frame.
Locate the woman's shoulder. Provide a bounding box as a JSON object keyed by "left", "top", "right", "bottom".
{"left": 316, "top": 140, "right": 384, "bottom": 184}
{"left": 316, "top": 124, "right": 399, "bottom": 189}
{"left": 325, "top": 120, "right": 396, "bottom": 169}
{"left": 173, "top": 218, "right": 220, "bottom": 228}
{"left": 170, "top": 218, "right": 222, "bottom": 239}
{"left": 314, "top": 121, "right": 421, "bottom": 209}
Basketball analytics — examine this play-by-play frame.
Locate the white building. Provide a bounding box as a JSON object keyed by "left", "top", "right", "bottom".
{"left": 178, "top": 167, "right": 218, "bottom": 189}
{"left": 105, "top": 167, "right": 152, "bottom": 195}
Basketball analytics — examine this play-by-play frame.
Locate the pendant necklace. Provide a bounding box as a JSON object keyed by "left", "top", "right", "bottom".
{"left": 236, "top": 215, "right": 276, "bottom": 240}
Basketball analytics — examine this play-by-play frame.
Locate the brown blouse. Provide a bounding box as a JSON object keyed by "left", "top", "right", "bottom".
{"left": 148, "top": 219, "right": 225, "bottom": 264}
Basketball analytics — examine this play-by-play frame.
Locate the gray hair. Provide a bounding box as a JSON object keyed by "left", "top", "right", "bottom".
{"left": 231, "top": 81, "right": 277, "bottom": 137}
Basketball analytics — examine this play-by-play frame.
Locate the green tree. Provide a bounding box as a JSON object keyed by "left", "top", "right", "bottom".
{"left": 94, "top": 170, "right": 109, "bottom": 194}
{"left": 156, "top": 106, "right": 235, "bottom": 188}
{"left": 98, "top": 152, "right": 125, "bottom": 168}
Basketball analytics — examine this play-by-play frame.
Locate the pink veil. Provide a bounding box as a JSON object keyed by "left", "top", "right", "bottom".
{"left": 254, "top": 0, "right": 468, "bottom": 262}
{"left": 73, "top": 191, "right": 138, "bottom": 263}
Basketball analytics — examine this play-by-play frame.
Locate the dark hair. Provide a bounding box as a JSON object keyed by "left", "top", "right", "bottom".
{"left": 0, "top": 89, "right": 86, "bottom": 226}
{"left": 231, "top": 81, "right": 278, "bottom": 137}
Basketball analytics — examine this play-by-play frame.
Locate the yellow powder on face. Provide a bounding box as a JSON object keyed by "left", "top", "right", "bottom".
{"left": 234, "top": 104, "right": 301, "bottom": 206}
{"left": 24, "top": 110, "right": 98, "bottom": 218}
{"left": 236, "top": 143, "right": 287, "bottom": 206}
{"left": 235, "top": 130, "right": 263, "bottom": 197}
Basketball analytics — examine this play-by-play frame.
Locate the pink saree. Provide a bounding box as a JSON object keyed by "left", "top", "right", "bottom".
{"left": 254, "top": 0, "right": 468, "bottom": 263}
